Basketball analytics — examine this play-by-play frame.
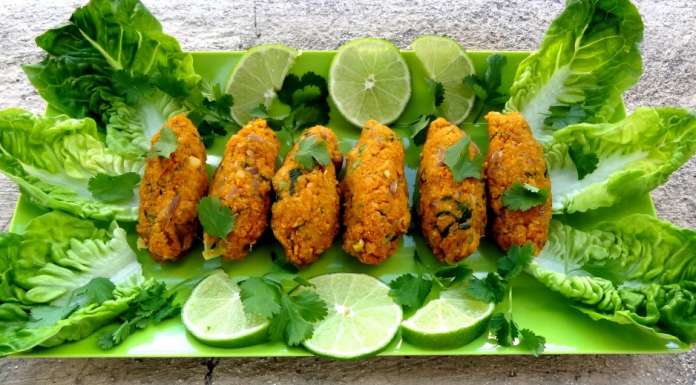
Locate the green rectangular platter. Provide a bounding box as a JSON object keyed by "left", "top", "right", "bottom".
{"left": 10, "top": 50, "right": 691, "bottom": 358}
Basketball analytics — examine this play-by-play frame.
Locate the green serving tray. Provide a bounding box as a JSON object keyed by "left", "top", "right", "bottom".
{"left": 10, "top": 50, "right": 691, "bottom": 357}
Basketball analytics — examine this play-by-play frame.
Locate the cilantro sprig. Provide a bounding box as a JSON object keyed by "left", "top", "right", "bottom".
{"left": 88, "top": 172, "right": 140, "bottom": 203}
{"left": 502, "top": 182, "right": 549, "bottom": 211}
{"left": 239, "top": 254, "right": 328, "bottom": 346}
{"left": 98, "top": 281, "right": 180, "bottom": 350}
{"left": 464, "top": 54, "right": 509, "bottom": 122}
{"left": 568, "top": 143, "right": 599, "bottom": 180}
{"left": 197, "top": 197, "right": 236, "bottom": 238}
{"left": 443, "top": 137, "right": 484, "bottom": 182}
{"left": 251, "top": 71, "right": 330, "bottom": 157}
{"left": 188, "top": 82, "right": 239, "bottom": 147}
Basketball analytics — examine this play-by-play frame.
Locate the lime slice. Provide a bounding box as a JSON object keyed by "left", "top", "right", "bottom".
{"left": 411, "top": 35, "right": 476, "bottom": 124}
{"left": 300, "top": 273, "right": 402, "bottom": 359}
{"left": 401, "top": 285, "right": 494, "bottom": 349}
{"left": 226, "top": 44, "right": 298, "bottom": 125}
{"left": 329, "top": 38, "right": 411, "bottom": 127}
{"left": 182, "top": 271, "right": 269, "bottom": 347}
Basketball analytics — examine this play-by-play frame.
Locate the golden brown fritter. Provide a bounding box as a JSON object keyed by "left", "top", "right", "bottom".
{"left": 137, "top": 115, "right": 209, "bottom": 262}
{"left": 418, "top": 118, "right": 487, "bottom": 264}
{"left": 203, "top": 119, "right": 279, "bottom": 260}
{"left": 271, "top": 126, "right": 342, "bottom": 267}
{"left": 341, "top": 120, "right": 410, "bottom": 265}
{"left": 484, "top": 112, "right": 551, "bottom": 254}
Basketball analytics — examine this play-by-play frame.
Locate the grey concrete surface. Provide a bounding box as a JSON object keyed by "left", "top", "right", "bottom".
{"left": 0, "top": 0, "right": 694, "bottom": 384}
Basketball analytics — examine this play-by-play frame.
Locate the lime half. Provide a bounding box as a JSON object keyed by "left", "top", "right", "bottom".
{"left": 301, "top": 273, "right": 402, "bottom": 359}
{"left": 226, "top": 44, "right": 298, "bottom": 125}
{"left": 329, "top": 38, "right": 411, "bottom": 127}
{"left": 182, "top": 271, "right": 269, "bottom": 347}
{"left": 401, "top": 285, "right": 494, "bottom": 349}
{"left": 411, "top": 35, "right": 476, "bottom": 124}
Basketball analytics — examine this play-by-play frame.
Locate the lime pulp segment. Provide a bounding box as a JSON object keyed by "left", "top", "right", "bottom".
{"left": 411, "top": 35, "right": 476, "bottom": 124}
{"left": 300, "top": 273, "right": 403, "bottom": 359}
{"left": 226, "top": 44, "right": 298, "bottom": 125}
{"left": 329, "top": 38, "right": 411, "bottom": 127}
{"left": 182, "top": 271, "right": 269, "bottom": 347}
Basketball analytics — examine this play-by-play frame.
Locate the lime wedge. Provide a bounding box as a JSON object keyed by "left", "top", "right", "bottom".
{"left": 182, "top": 271, "right": 269, "bottom": 347}
{"left": 300, "top": 273, "right": 402, "bottom": 359}
{"left": 226, "top": 44, "right": 298, "bottom": 125}
{"left": 329, "top": 38, "right": 411, "bottom": 127}
{"left": 401, "top": 285, "right": 494, "bottom": 349}
{"left": 411, "top": 35, "right": 476, "bottom": 124}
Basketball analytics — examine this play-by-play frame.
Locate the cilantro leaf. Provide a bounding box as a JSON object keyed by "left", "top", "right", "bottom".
{"left": 388, "top": 273, "right": 433, "bottom": 310}
{"left": 73, "top": 277, "right": 116, "bottom": 306}
{"left": 502, "top": 182, "right": 549, "bottom": 211}
{"left": 497, "top": 243, "right": 534, "bottom": 280}
{"left": 427, "top": 79, "right": 445, "bottom": 107}
{"left": 240, "top": 277, "right": 282, "bottom": 319}
{"left": 434, "top": 264, "right": 473, "bottom": 286}
{"left": 568, "top": 143, "right": 599, "bottom": 180}
{"left": 489, "top": 312, "right": 519, "bottom": 346}
{"left": 188, "top": 82, "right": 239, "bottom": 147}
{"left": 544, "top": 104, "right": 587, "bottom": 130}
{"left": 288, "top": 291, "right": 327, "bottom": 323}
{"left": 519, "top": 328, "right": 546, "bottom": 356}
{"left": 288, "top": 168, "right": 303, "bottom": 195}
{"left": 467, "top": 273, "right": 506, "bottom": 303}
{"left": 88, "top": 172, "right": 140, "bottom": 203}
{"left": 294, "top": 136, "right": 330, "bottom": 170}
{"left": 443, "top": 137, "right": 483, "bottom": 182}
{"left": 396, "top": 114, "right": 436, "bottom": 146}
{"left": 151, "top": 126, "right": 178, "bottom": 158}
{"left": 197, "top": 197, "right": 236, "bottom": 238}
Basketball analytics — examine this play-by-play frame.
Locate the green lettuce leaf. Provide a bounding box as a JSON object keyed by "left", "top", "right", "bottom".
{"left": 545, "top": 107, "right": 696, "bottom": 214}
{"left": 505, "top": 0, "right": 643, "bottom": 142}
{"left": 528, "top": 215, "right": 696, "bottom": 343}
{"left": 0, "top": 108, "right": 143, "bottom": 221}
{"left": 23, "top": 0, "right": 234, "bottom": 155}
{"left": 0, "top": 211, "right": 146, "bottom": 355}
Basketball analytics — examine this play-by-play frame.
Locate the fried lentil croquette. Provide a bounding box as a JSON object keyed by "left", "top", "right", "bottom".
{"left": 341, "top": 120, "right": 410, "bottom": 265}
{"left": 137, "top": 115, "right": 209, "bottom": 262}
{"left": 484, "top": 111, "right": 551, "bottom": 254}
{"left": 271, "top": 126, "right": 342, "bottom": 266}
{"left": 203, "top": 119, "right": 279, "bottom": 260}
{"left": 418, "top": 118, "right": 487, "bottom": 264}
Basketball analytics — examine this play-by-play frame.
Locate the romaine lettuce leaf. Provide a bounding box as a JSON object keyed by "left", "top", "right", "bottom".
{"left": 505, "top": 0, "right": 644, "bottom": 142}
{"left": 0, "top": 211, "right": 146, "bottom": 355}
{"left": 23, "top": 0, "right": 234, "bottom": 155}
{"left": 528, "top": 215, "right": 696, "bottom": 343}
{"left": 545, "top": 107, "right": 696, "bottom": 214}
{"left": 0, "top": 108, "right": 144, "bottom": 221}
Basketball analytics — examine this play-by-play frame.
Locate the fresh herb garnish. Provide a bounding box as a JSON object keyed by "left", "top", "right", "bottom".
{"left": 429, "top": 79, "right": 445, "bottom": 107}
{"left": 288, "top": 168, "right": 303, "bottom": 195}
{"left": 252, "top": 71, "right": 330, "bottom": 156}
{"left": 150, "top": 126, "right": 178, "bottom": 158}
{"left": 544, "top": 104, "right": 587, "bottom": 130}
{"left": 519, "top": 328, "right": 546, "bottom": 357}
{"left": 294, "top": 136, "right": 331, "bottom": 170}
{"left": 388, "top": 273, "right": 433, "bottom": 311}
{"left": 464, "top": 54, "right": 509, "bottom": 122}
{"left": 73, "top": 277, "right": 116, "bottom": 306}
{"left": 88, "top": 172, "right": 140, "bottom": 203}
{"left": 188, "top": 82, "right": 239, "bottom": 147}
{"left": 197, "top": 197, "right": 236, "bottom": 238}
{"left": 399, "top": 114, "right": 436, "bottom": 146}
{"left": 98, "top": 281, "right": 180, "bottom": 350}
{"left": 443, "top": 137, "right": 484, "bottom": 182}
{"left": 467, "top": 273, "right": 507, "bottom": 303}
{"left": 496, "top": 243, "right": 534, "bottom": 280}
{"left": 489, "top": 312, "right": 518, "bottom": 346}
{"left": 568, "top": 143, "right": 599, "bottom": 180}
{"left": 502, "top": 182, "right": 549, "bottom": 211}
{"left": 240, "top": 268, "right": 328, "bottom": 346}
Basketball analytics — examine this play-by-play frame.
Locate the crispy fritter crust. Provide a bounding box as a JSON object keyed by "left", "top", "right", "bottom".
{"left": 204, "top": 119, "right": 279, "bottom": 260}
{"left": 341, "top": 120, "right": 410, "bottom": 265}
{"left": 137, "top": 115, "right": 209, "bottom": 262}
{"left": 484, "top": 112, "right": 551, "bottom": 254}
{"left": 271, "top": 126, "right": 342, "bottom": 267}
{"left": 418, "top": 118, "right": 487, "bottom": 263}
